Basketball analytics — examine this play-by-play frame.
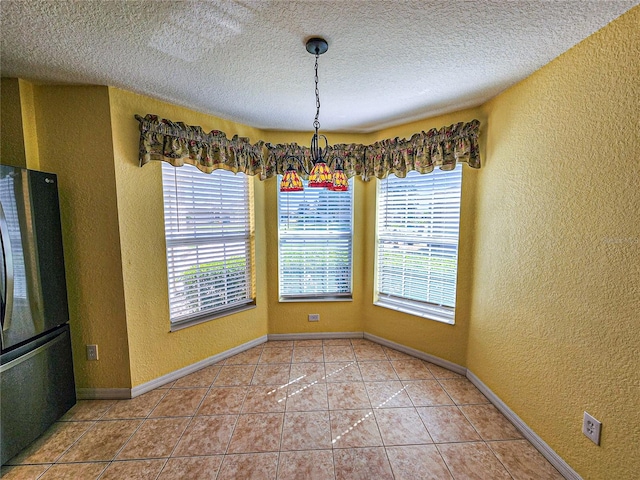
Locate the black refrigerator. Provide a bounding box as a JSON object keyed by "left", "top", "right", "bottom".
{"left": 0, "top": 165, "right": 76, "bottom": 465}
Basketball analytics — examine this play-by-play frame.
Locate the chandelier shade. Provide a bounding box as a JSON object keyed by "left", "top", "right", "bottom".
{"left": 280, "top": 165, "right": 304, "bottom": 192}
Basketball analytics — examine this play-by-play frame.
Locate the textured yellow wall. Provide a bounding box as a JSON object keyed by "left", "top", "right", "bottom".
{"left": 360, "top": 107, "right": 485, "bottom": 367}
{"left": 33, "top": 85, "right": 132, "bottom": 389}
{"left": 107, "top": 88, "right": 270, "bottom": 387}
{"left": 468, "top": 7, "right": 640, "bottom": 479}
{"left": 1, "top": 78, "right": 27, "bottom": 167}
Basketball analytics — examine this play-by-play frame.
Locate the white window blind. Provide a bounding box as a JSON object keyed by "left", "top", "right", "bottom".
{"left": 278, "top": 177, "right": 353, "bottom": 300}
{"left": 161, "top": 162, "right": 254, "bottom": 328}
{"left": 376, "top": 165, "right": 462, "bottom": 323}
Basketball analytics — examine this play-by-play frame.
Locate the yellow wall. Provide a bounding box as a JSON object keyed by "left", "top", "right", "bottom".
{"left": 359, "top": 107, "right": 485, "bottom": 367}
{"left": 1, "top": 78, "right": 27, "bottom": 167}
{"left": 467, "top": 7, "right": 640, "bottom": 480}
{"left": 32, "top": 85, "right": 132, "bottom": 389}
{"left": 107, "top": 88, "right": 270, "bottom": 387}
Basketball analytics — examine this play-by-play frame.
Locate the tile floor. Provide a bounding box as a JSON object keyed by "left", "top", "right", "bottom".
{"left": 2, "top": 339, "right": 564, "bottom": 479}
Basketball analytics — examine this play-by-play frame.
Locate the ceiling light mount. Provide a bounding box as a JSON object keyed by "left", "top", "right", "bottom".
{"left": 305, "top": 37, "right": 328, "bottom": 56}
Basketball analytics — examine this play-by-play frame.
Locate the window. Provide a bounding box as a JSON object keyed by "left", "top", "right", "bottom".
{"left": 375, "top": 165, "right": 462, "bottom": 323}
{"left": 161, "top": 162, "right": 255, "bottom": 330}
{"left": 278, "top": 177, "right": 353, "bottom": 300}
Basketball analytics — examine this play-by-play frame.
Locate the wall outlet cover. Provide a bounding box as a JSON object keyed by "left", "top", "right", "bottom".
{"left": 308, "top": 314, "right": 320, "bottom": 322}
{"left": 582, "top": 411, "right": 601, "bottom": 445}
{"left": 86, "top": 344, "right": 99, "bottom": 361}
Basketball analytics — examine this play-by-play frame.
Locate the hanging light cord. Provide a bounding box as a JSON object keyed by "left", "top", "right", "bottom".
{"left": 314, "top": 50, "right": 321, "bottom": 134}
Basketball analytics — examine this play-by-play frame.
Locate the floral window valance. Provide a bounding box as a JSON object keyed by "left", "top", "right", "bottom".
{"left": 136, "top": 114, "right": 481, "bottom": 180}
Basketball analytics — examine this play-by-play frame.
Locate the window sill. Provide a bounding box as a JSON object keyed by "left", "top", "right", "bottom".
{"left": 170, "top": 302, "right": 256, "bottom": 332}
{"left": 374, "top": 299, "right": 454, "bottom": 325}
{"left": 279, "top": 296, "right": 353, "bottom": 303}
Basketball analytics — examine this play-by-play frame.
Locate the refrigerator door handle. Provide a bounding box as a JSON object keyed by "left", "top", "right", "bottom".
{"left": 0, "top": 202, "right": 14, "bottom": 332}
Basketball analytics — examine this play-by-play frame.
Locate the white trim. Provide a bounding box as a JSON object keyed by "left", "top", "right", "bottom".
{"left": 267, "top": 332, "right": 364, "bottom": 341}
{"left": 76, "top": 388, "right": 131, "bottom": 400}
{"left": 363, "top": 332, "right": 467, "bottom": 376}
{"left": 131, "top": 335, "right": 268, "bottom": 398}
{"left": 466, "top": 370, "right": 582, "bottom": 480}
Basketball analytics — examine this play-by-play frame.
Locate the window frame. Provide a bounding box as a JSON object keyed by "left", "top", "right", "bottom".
{"left": 277, "top": 176, "right": 354, "bottom": 302}
{"left": 161, "top": 162, "right": 256, "bottom": 331}
{"left": 374, "top": 165, "right": 463, "bottom": 324}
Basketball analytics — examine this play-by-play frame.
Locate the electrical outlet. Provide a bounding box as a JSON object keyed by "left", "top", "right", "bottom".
{"left": 308, "top": 314, "right": 320, "bottom": 322}
{"left": 86, "top": 344, "right": 99, "bottom": 361}
{"left": 582, "top": 411, "right": 601, "bottom": 445}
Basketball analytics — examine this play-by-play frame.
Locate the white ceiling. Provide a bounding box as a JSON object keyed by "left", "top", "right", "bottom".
{"left": 1, "top": 1, "right": 637, "bottom": 133}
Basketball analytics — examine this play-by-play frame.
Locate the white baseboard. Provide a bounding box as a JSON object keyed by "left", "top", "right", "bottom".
{"left": 130, "top": 335, "right": 268, "bottom": 398}
{"left": 267, "top": 332, "right": 364, "bottom": 341}
{"left": 76, "top": 388, "right": 131, "bottom": 400}
{"left": 466, "top": 370, "right": 581, "bottom": 480}
{"left": 363, "top": 332, "right": 467, "bottom": 376}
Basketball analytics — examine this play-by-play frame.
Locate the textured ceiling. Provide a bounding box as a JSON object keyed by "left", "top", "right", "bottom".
{"left": 1, "top": 1, "right": 637, "bottom": 132}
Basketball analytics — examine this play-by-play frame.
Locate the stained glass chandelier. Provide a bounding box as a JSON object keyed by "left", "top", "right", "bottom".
{"left": 280, "top": 38, "right": 348, "bottom": 193}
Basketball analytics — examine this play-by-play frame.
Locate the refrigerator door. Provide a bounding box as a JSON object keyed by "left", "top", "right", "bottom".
{"left": 0, "top": 166, "right": 69, "bottom": 351}
{"left": 1, "top": 324, "right": 76, "bottom": 464}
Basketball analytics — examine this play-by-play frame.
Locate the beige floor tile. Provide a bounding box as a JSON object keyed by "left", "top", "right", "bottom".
{"left": 252, "top": 364, "right": 291, "bottom": 385}
{"left": 289, "top": 362, "right": 326, "bottom": 384}
{"left": 391, "top": 359, "right": 435, "bottom": 380}
{"left": 438, "top": 442, "right": 512, "bottom": 479}
{"left": 6, "top": 421, "right": 92, "bottom": 464}
{"left": 0, "top": 464, "right": 51, "bottom": 480}
{"left": 323, "top": 346, "right": 355, "bottom": 362}
{"left": 224, "top": 347, "right": 263, "bottom": 365}
{"left": 227, "top": 413, "right": 284, "bottom": 453}
{"left": 426, "top": 362, "right": 463, "bottom": 379}
{"left": 214, "top": 365, "right": 257, "bottom": 386}
{"left": 382, "top": 347, "right": 414, "bottom": 360}
{"left": 103, "top": 390, "right": 166, "bottom": 419}
{"left": 329, "top": 409, "right": 382, "bottom": 448}
{"left": 173, "top": 365, "right": 220, "bottom": 388}
{"left": 281, "top": 411, "right": 332, "bottom": 451}
{"left": 353, "top": 344, "right": 388, "bottom": 361}
{"left": 294, "top": 339, "right": 324, "bottom": 347}
{"left": 263, "top": 341, "right": 293, "bottom": 349}
{"left": 157, "top": 455, "right": 223, "bottom": 479}
{"left": 99, "top": 459, "right": 165, "bottom": 480}
{"left": 241, "top": 385, "right": 287, "bottom": 413}
{"left": 59, "top": 399, "right": 115, "bottom": 421}
{"left": 386, "top": 444, "right": 453, "bottom": 480}
{"left": 358, "top": 361, "right": 399, "bottom": 381}
{"left": 217, "top": 452, "right": 279, "bottom": 480}
{"left": 259, "top": 347, "right": 293, "bottom": 364}
{"left": 416, "top": 406, "right": 481, "bottom": 443}
{"left": 292, "top": 346, "right": 324, "bottom": 363}
{"left": 365, "top": 381, "right": 413, "bottom": 408}
{"left": 58, "top": 419, "right": 141, "bottom": 462}
{"left": 149, "top": 388, "right": 208, "bottom": 417}
{"left": 333, "top": 446, "right": 394, "bottom": 480}
{"left": 489, "top": 439, "right": 564, "bottom": 480}
{"left": 172, "top": 415, "right": 237, "bottom": 456}
{"left": 285, "top": 383, "right": 328, "bottom": 411}
{"left": 323, "top": 338, "right": 352, "bottom": 346}
{"left": 197, "top": 386, "right": 248, "bottom": 415}
{"left": 324, "top": 361, "right": 362, "bottom": 382}
{"left": 277, "top": 449, "right": 335, "bottom": 479}
{"left": 327, "top": 382, "right": 371, "bottom": 410}
{"left": 439, "top": 378, "right": 489, "bottom": 405}
{"left": 404, "top": 380, "right": 454, "bottom": 406}
{"left": 460, "top": 404, "right": 523, "bottom": 440}
{"left": 116, "top": 417, "right": 189, "bottom": 460}
{"left": 38, "top": 462, "right": 107, "bottom": 480}
{"left": 374, "top": 407, "right": 433, "bottom": 446}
